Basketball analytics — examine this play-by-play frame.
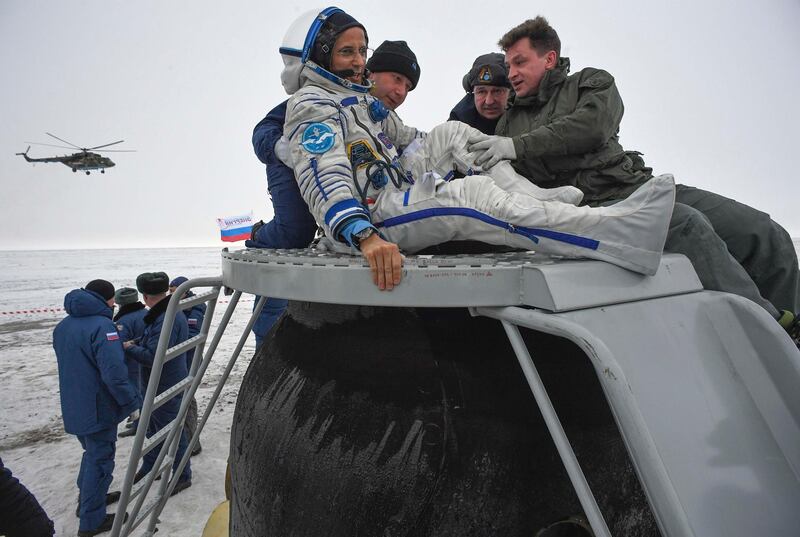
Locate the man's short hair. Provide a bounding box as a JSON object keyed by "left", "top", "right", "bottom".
{"left": 498, "top": 16, "right": 561, "bottom": 57}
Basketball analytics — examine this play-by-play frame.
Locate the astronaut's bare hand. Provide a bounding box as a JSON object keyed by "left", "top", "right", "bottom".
{"left": 360, "top": 235, "right": 403, "bottom": 291}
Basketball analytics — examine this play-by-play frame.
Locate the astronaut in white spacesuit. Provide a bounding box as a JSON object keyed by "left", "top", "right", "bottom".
{"left": 280, "top": 7, "right": 675, "bottom": 290}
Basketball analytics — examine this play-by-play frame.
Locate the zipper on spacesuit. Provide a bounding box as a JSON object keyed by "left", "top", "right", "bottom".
{"left": 508, "top": 224, "right": 540, "bottom": 244}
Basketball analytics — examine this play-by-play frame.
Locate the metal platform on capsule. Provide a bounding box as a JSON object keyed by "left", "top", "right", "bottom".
{"left": 221, "top": 248, "right": 703, "bottom": 310}
{"left": 115, "top": 248, "right": 800, "bottom": 537}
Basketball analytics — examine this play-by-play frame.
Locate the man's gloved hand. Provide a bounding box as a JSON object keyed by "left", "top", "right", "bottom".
{"left": 468, "top": 134, "right": 516, "bottom": 169}
{"left": 129, "top": 409, "right": 140, "bottom": 422}
{"left": 274, "top": 137, "right": 292, "bottom": 167}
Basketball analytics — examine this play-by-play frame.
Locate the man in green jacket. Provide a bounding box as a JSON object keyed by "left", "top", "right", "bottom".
{"left": 469, "top": 16, "right": 800, "bottom": 335}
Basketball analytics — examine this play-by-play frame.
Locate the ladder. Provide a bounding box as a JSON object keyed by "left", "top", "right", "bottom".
{"left": 110, "top": 277, "right": 266, "bottom": 537}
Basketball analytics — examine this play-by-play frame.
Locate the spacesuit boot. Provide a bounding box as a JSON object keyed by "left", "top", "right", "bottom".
{"left": 512, "top": 173, "right": 676, "bottom": 275}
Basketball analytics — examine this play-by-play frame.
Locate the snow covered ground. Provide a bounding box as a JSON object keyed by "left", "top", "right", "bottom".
{"left": 0, "top": 247, "right": 256, "bottom": 536}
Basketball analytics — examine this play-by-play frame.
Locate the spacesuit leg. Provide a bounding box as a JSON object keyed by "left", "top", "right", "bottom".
{"left": 371, "top": 172, "right": 675, "bottom": 276}
{"left": 401, "top": 121, "right": 584, "bottom": 205}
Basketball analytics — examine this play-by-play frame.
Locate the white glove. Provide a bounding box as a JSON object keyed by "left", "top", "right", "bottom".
{"left": 129, "top": 409, "right": 140, "bottom": 422}
{"left": 274, "top": 136, "right": 292, "bottom": 167}
{"left": 468, "top": 135, "right": 517, "bottom": 169}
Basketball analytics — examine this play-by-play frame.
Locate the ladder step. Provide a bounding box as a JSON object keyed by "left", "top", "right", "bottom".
{"left": 179, "top": 288, "right": 218, "bottom": 310}
{"left": 129, "top": 493, "right": 164, "bottom": 533}
{"left": 165, "top": 334, "right": 206, "bottom": 361}
{"left": 152, "top": 376, "right": 192, "bottom": 411}
{"left": 141, "top": 417, "right": 179, "bottom": 456}
{"left": 129, "top": 457, "right": 174, "bottom": 501}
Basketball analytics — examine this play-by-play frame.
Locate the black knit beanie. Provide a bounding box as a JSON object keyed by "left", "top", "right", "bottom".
{"left": 311, "top": 11, "right": 368, "bottom": 70}
{"left": 85, "top": 279, "right": 115, "bottom": 301}
{"left": 366, "top": 40, "right": 420, "bottom": 90}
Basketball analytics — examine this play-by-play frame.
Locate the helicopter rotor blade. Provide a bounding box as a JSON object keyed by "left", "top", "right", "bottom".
{"left": 45, "top": 132, "right": 82, "bottom": 150}
{"left": 24, "top": 141, "right": 79, "bottom": 150}
{"left": 95, "top": 149, "right": 137, "bottom": 153}
{"left": 88, "top": 140, "right": 125, "bottom": 150}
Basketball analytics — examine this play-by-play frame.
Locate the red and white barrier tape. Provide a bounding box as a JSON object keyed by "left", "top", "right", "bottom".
{"left": 0, "top": 296, "right": 255, "bottom": 316}
{"left": 0, "top": 308, "right": 64, "bottom": 315}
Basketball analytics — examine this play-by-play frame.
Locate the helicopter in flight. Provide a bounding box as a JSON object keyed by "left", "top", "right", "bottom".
{"left": 16, "top": 133, "right": 135, "bottom": 175}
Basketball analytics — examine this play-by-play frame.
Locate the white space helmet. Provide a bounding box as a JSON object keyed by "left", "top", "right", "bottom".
{"left": 278, "top": 6, "right": 370, "bottom": 95}
{"left": 279, "top": 7, "right": 341, "bottom": 94}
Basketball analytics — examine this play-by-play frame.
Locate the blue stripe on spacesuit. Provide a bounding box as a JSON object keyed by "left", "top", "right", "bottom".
{"left": 309, "top": 158, "right": 327, "bottom": 201}
{"left": 340, "top": 96, "right": 358, "bottom": 107}
{"left": 325, "top": 199, "right": 370, "bottom": 235}
{"left": 403, "top": 191, "right": 410, "bottom": 206}
{"left": 298, "top": 164, "right": 350, "bottom": 209}
{"left": 374, "top": 207, "right": 600, "bottom": 250}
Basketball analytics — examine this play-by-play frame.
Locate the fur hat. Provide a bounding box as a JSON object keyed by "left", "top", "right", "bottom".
{"left": 462, "top": 53, "right": 510, "bottom": 93}
{"left": 114, "top": 287, "right": 139, "bottom": 306}
{"left": 367, "top": 40, "right": 420, "bottom": 90}
{"left": 136, "top": 272, "right": 169, "bottom": 295}
{"left": 85, "top": 279, "right": 115, "bottom": 301}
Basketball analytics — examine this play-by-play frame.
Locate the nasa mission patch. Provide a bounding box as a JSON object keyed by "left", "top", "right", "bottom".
{"left": 301, "top": 123, "right": 336, "bottom": 154}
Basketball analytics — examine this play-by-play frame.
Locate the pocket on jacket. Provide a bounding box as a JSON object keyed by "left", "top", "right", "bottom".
{"left": 96, "top": 391, "right": 117, "bottom": 426}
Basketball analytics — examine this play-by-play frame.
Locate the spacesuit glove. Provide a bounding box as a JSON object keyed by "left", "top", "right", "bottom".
{"left": 274, "top": 136, "right": 292, "bottom": 167}
{"left": 468, "top": 135, "right": 516, "bottom": 169}
{"left": 128, "top": 409, "right": 140, "bottom": 422}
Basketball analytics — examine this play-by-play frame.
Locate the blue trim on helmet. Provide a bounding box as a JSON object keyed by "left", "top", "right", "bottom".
{"left": 373, "top": 207, "right": 600, "bottom": 250}
{"left": 301, "top": 6, "right": 342, "bottom": 64}
{"left": 279, "top": 47, "right": 302, "bottom": 57}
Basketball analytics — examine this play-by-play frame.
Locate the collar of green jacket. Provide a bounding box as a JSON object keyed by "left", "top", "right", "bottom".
{"left": 513, "top": 57, "right": 571, "bottom": 107}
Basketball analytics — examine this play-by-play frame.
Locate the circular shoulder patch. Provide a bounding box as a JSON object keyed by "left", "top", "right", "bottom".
{"left": 301, "top": 123, "right": 336, "bottom": 154}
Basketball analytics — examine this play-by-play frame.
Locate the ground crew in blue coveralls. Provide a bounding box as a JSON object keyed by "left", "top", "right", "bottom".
{"left": 124, "top": 272, "right": 192, "bottom": 494}
{"left": 113, "top": 287, "right": 147, "bottom": 438}
{"left": 53, "top": 279, "right": 140, "bottom": 536}
{"left": 169, "top": 275, "right": 205, "bottom": 455}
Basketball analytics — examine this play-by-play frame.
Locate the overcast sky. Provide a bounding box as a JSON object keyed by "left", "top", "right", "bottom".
{"left": 2, "top": 0, "right": 799, "bottom": 250}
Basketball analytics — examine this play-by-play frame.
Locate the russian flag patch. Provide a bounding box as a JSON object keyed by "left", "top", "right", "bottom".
{"left": 188, "top": 319, "right": 198, "bottom": 326}
{"left": 106, "top": 332, "right": 120, "bottom": 341}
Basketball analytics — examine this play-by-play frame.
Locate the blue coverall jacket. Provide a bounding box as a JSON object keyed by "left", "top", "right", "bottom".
{"left": 245, "top": 100, "right": 318, "bottom": 249}
{"left": 183, "top": 301, "right": 206, "bottom": 339}
{"left": 53, "top": 289, "right": 140, "bottom": 436}
{"left": 126, "top": 296, "right": 192, "bottom": 480}
{"left": 125, "top": 296, "right": 189, "bottom": 411}
{"left": 115, "top": 302, "right": 147, "bottom": 390}
{"left": 182, "top": 298, "right": 206, "bottom": 370}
